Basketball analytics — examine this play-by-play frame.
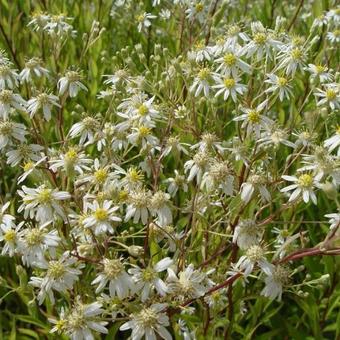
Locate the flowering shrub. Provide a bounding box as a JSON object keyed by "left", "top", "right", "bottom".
{"left": 0, "top": 0, "right": 339, "bottom": 339}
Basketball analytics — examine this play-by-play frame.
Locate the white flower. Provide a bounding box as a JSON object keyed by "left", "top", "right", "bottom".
{"left": 326, "top": 29, "right": 340, "bottom": 44}
{"left": 306, "top": 64, "right": 333, "bottom": 83}
{"left": 0, "top": 63, "right": 19, "bottom": 89}
{"left": 261, "top": 265, "right": 290, "bottom": 301}
{"left": 167, "top": 264, "right": 207, "bottom": 299}
{"left": 0, "top": 201, "right": 15, "bottom": 228}
{"left": 277, "top": 46, "right": 306, "bottom": 75}
{"left": 53, "top": 300, "right": 108, "bottom": 339}
{"left": 324, "top": 213, "right": 340, "bottom": 230}
{"left": 0, "top": 119, "right": 27, "bottom": 150}
{"left": 129, "top": 257, "right": 173, "bottom": 301}
{"left": 184, "top": 151, "right": 211, "bottom": 184}
{"left": 27, "top": 93, "right": 60, "bottom": 121}
{"left": 68, "top": 116, "right": 100, "bottom": 145}
{"left": 164, "top": 170, "right": 188, "bottom": 196}
{"left": 120, "top": 303, "right": 172, "bottom": 340}
{"left": 58, "top": 70, "right": 87, "bottom": 97}
{"left": 18, "top": 185, "right": 71, "bottom": 223}
{"left": 281, "top": 173, "right": 322, "bottom": 204}
{"left": 29, "top": 253, "right": 82, "bottom": 304}
{"left": 315, "top": 83, "right": 340, "bottom": 110}
{"left": 49, "top": 148, "right": 92, "bottom": 175}
{"left": 0, "top": 89, "right": 26, "bottom": 119}
{"left": 150, "top": 191, "right": 172, "bottom": 226}
{"left": 83, "top": 200, "right": 121, "bottom": 235}
{"left": 18, "top": 156, "right": 47, "bottom": 184}
{"left": 264, "top": 74, "right": 292, "bottom": 101}
{"left": 240, "top": 173, "right": 271, "bottom": 203}
{"left": 18, "top": 222, "right": 61, "bottom": 266}
{"left": 20, "top": 58, "right": 49, "bottom": 83}
{"left": 235, "top": 245, "right": 272, "bottom": 277}
{"left": 6, "top": 143, "right": 44, "bottom": 167}
{"left": 127, "top": 124, "right": 159, "bottom": 149}
{"left": 324, "top": 126, "right": 340, "bottom": 155}
{"left": 0, "top": 221, "right": 23, "bottom": 256}
{"left": 136, "top": 12, "right": 157, "bottom": 32}
{"left": 213, "top": 76, "right": 247, "bottom": 102}
{"left": 234, "top": 100, "right": 272, "bottom": 137}
{"left": 186, "top": 1, "right": 207, "bottom": 23}
{"left": 125, "top": 189, "right": 152, "bottom": 225}
{"left": 190, "top": 67, "right": 212, "bottom": 97}
{"left": 233, "top": 219, "right": 263, "bottom": 250}
{"left": 92, "top": 258, "right": 134, "bottom": 299}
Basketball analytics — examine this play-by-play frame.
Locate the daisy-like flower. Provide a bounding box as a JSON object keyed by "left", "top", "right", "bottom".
{"left": 49, "top": 148, "right": 92, "bottom": 175}
{"left": 120, "top": 303, "right": 172, "bottom": 340}
{"left": 29, "top": 253, "right": 82, "bottom": 304}
{"left": 0, "top": 119, "right": 27, "bottom": 150}
{"left": 127, "top": 124, "right": 159, "bottom": 149}
{"left": 69, "top": 116, "right": 100, "bottom": 145}
{"left": 281, "top": 172, "right": 323, "bottom": 204}
{"left": 240, "top": 173, "right": 271, "bottom": 203}
{"left": 190, "top": 67, "right": 212, "bottom": 97}
{"left": 0, "top": 63, "right": 19, "bottom": 89}
{"left": 18, "top": 222, "right": 61, "bottom": 266}
{"left": 184, "top": 150, "right": 211, "bottom": 184}
{"left": 18, "top": 156, "right": 47, "bottom": 184}
{"left": 0, "top": 89, "right": 26, "bottom": 119}
{"left": 264, "top": 74, "right": 292, "bottom": 101}
{"left": 326, "top": 29, "right": 340, "bottom": 44}
{"left": 161, "top": 136, "right": 189, "bottom": 157}
{"left": 51, "top": 300, "right": 108, "bottom": 339}
{"left": 150, "top": 191, "right": 172, "bottom": 226}
{"left": 91, "top": 257, "right": 134, "bottom": 299}
{"left": 277, "top": 46, "right": 306, "bottom": 75}
{"left": 0, "top": 201, "right": 15, "bottom": 228}
{"left": 234, "top": 101, "right": 272, "bottom": 137}
{"left": 258, "top": 125, "right": 296, "bottom": 148}
{"left": 201, "top": 160, "right": 234, "bottom": 195}
{"left": 315, "top": 83, "right": 340, "bottom": 110}
{"left": 136, "top": 12, "right": 157, "bottom": 32}
{"left": 0, "top": 221, "right": 23, "bottom": 256}
{"left": 18, "top": 185, "right": 71, "bottom": 223}
{"left": 235, "top": 244, "right": 272, "bottom": 277}
{"left": 261, "top": 265, "right": 290, "bottom": 301}
{"left": 113, "top": 165, "right": 144, "bottom": 190}
{"left": 306, "top": 64, "right": 333, "bottom": 83}
{"left": 58, "top": 70, "right": 87, "bottom": 98}
{"left": 103, "top": 68, "right": 129, "bottom": 86}
{"left": 164, "top": 170, "right": 188, "bottom": 196}
{"left": 233, "top": 219, "right": 263, "bottom": 250}
{"left": 324, "top": 213, "right": 340, "bottom": 230}
{"left": 129, "top": 257, "right": 173, "bottom": 301}
{"left": 324, "top": 126, "right": 340, "bottom": 155}
{"left": 130, "top": 95, "right": 159, "bottom": 123}
{"left": 27, "top": 93, "right": 60, "bottom": 121}
{"left": 326, "top": 7, "right": 340, "bottom": 24}
{"left": 188, "top": 40, "right": 212, "bottom": 62}
{"left": 167, "top": 264, "right": 207, "bottom": 300}
{"left": 311, "top": 14, "right": 329, "bottom": 29}
{"left": 19, "top": 58, "right": 49, "bottom": 83}
{"left": 214, "top": 47, "right": 251, "bottom": 77}
{"left": 186, "top": 1, "right": 207, "bottom": 23}
{"left": 6, "top": 143, "right": 44, "bottom": 167}
{"left": 83, "top": 200, "right": 121, "bottom": 235}
{"left": 213, "top": 75, "right": 247, "bottom": 102}
{"left": 125, "top": 189, "right": 152, "bottom": 225}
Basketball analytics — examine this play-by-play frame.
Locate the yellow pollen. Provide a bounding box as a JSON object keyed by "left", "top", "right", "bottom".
{"left": 127, "top": 167, "right": 143, "bottom": 182}
{"left": 38, "top": 188, "right": 52, "bottom": 204}
{"left": 253, "top": 32, "right": 267, "bottom": 44}
{"left": 65, "top": 149, "right": 78, "bottom": 161}
{"left": 248, "top": 110, "right": 260, "bottom": 123}
{"left": 94, "top": 208, "right": 108, "bottom": 221}
{"left": 138, "top": 104, "right": 148, "bottom": 116}
{"left": 278, "top": 77, "right": 288, "bottom": 86}
{"left": 4, "top": 230, "right": 16, "bottom": 243}
{"left": 315, "top": 65, "right": 326, "bottom": 73}
{"left": 333, "top": 29, "right": 340, "bottom": 37}
{"left": 138, "top": 126, "right": 151, "bottom": 136}
{"left": 23, "top": 162, "right": 34, "bottom": 172}
{"left": 195, "top": 3, "right": 204, "bottom": 12}
{"left": 298, "top": 174, "right": 313, "bottom": 188}
{"left": 94, "top": 169, "right": 108, "bottom": 183}
{"left": 326, "top": 89, "right": 336, "bottom": 101}
{"left": 291, "top": 48, "right": 302, "bottom": 60}
{"left": 223, "top": 78, "right": 235, "bottom": 88}
{"left": 198, "top": 68, "right": 210, "bottom": 80}
{"left": 223, "top": 53, "right": 236, "bottom": 66}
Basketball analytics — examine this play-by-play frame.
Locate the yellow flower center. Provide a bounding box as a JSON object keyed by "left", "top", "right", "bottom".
{"left": 142, "top": 268, "right": 156, "bottom": 282}
{"left": 291, "top": 48, "right": 302, "bottom": 60}
{"left": 126, "top": 167, "right": 143, "bottom": 182}
{"left": 94, "top": 169, "right": 108, "bottom": 183}
{"left": 223, "top": 53, "right": 236, "bottom": 66}
{"left": 198, "top": 68, "right": 210, "bottom": 80}
{"left": 103, "top": 259, "right": 124, "bottom": 279}
{"left": 4, "top": 230, "right": 16, "bottom": 243}
{"left": 94, "top": 208, "right": 108, "bottom": 221}
{"left": 65, "top": 149, "right": 78, "bottom": 162}
{"left": 223, "top": 78, "right": 235, "bottom": 88}
{"left": 298, "top": 174, "right": 313, "bottom": 188}
{"left": 138, "top": 126, "right": 151, "bottom": 137}
{"left": 253, "top": 32, "right": 267, "bottom": 45}
{"left": 48, "top": 261, "right": 66, "bottom": 279}
{"left": 25, "top": 229, "right": 44, "bottom": 246}
{"left": 248, "top": 110, "right": 260, "bottom": 123}
{"left": 138, "top": 104, "right": 148, "bottom": 116}
{"left": 23, "top": 162, "right": 34, "bottom": 172}
{"left": 333, "top": 29, "right": 340, "bottom": 37}
{"left": 195, "top": 3, "right": 204, "bottom": 12}
{"left": 315, "top": 65, "right": 326, "bottom": 73}
{"left": 38, "top": 188, "right": 52, "bottom": 204}
{"left": 326, "top": 89, "right": 336, "bottom": 101}
{"left": 278, "top": 77, "right": 288, "bottom": 86}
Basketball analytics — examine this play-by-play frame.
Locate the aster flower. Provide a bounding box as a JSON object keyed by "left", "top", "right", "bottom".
{"left": 164, "top": 170, "right": 188, "bottom": 196}
{"left": 261, "top": 265, "right": 290, "bottom": 301}
{"left": 190, "top": 67, "right": 213, "bottom": 97}
{"left": 68, "top": 116, "right": 100, "bottom": 145}
{"left": 233, "top": 219, "right": 263, "bottom": 250}
{"left": 240, "top": 173, "right": 271, "bottom": 203}
{"left": 324, "top": 213, "right": 340, "bottom": 230}
{"left": 0, "top": 221, "right": 23, "bottom": 256}
{"left": 324, "top": 126, "right": 340, "bottom": 155}
{"left": 264, "top": 73, "right": 293, "bottom": 101}
{"left": 6, "top": 143, "right": 44, "bottom": 167}
{"left": 213, "top": 75, "right": 247, "bottom": 102}
{"left": 184, "top": 151, "right": 211, "bottom": 184}
{"left": 18, "top": 156, "right": 47, "bottom": 184}
{"left": 277, "top": 45, "right": 306, "bottom": 75}
{"left": 150, "top": 191, "right": 172, "bottom": 226}
{"left": 83, "top": 200, "right": 121, "bottom": 235}
{"left": 129, "top": 257, "right": 173, "bottom": 301}
{"left": 20, "top": 58, "right": 49, "bottom": 82}
{"left": 136, "top": 12, "right": 157, "bottom": 32}
{"left": 120, "top": 303, "right": 171, "bottom": 340}
{"left": 306, "top": 64, "right": 333, "bottom": 83}
{"left": 92, "top": 257, "right": 134, "bottom": 299}
{"left": 281, "top": 172, "right": 323, "bottom": 204}
{"left": 27, "top": 93, "right": 60, "bottom": 121}
{"left": 315, "top": 83, "right": 340, "bottom": 110}
{"left": 18, "top": 185, "right": 71, "bottom": 223}
{"left": 29, "top": 253, "right": 82, "bottom": 304}
{"left": 0, "top": 119, "right": 27, "bottom": 150}
{"left": 0, "top": 63, "right": 19, "bottom": 89}
{"left": 326, "top": 29, "right": 340, "bottom": 44}
{"left": 0, "top": 89, "right": 26, "bottom": 119}
{"left": 125, "top": 189, "right": 152, "bottom": 224}
{"left": 58, "top": 70, "right": 87, "bottom": 98}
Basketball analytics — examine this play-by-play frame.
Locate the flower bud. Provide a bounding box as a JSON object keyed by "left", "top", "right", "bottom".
{"left": 128, "top": 245, "right": 144, "bottom": 257}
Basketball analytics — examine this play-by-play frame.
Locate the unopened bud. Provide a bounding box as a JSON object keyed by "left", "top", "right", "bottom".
{"left": 128, "top": 245, "right": 144, "bottom": 257}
